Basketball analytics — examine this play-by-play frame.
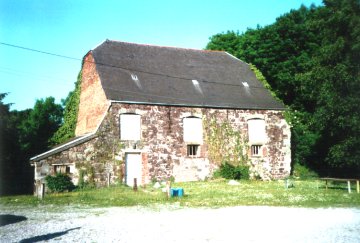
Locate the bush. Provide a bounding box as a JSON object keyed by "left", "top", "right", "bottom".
{"left": 76, "top": 169, "right": 96, "bottom": 190}
{"left": 45, "top": 173, "right": 75, "bottom": 193}
{"left": 292, "top": 163, "right": 318, "bottom": 179}
{"left": 214, "top": 163, "right": 250, "bottom": 180}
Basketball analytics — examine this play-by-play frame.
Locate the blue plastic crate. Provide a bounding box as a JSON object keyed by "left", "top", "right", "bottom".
{"left": 170, "top": 188, "right": 184, "bottom": 197}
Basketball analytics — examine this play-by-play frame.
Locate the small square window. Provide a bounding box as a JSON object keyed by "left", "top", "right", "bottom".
{"left": 251, "top": 145, "right": 262, "bottom": 156}
{"left": 54, "top": 165, "right": 71, "bottom": 174}
{"left": 187, "top": 145, "right": 199, "bottom": 156}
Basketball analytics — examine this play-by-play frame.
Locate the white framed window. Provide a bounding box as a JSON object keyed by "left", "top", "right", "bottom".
{"left": 120, "top": 113, "right": 141, "bottom": 141}
{"left": 248, "top": 119, "right": 266, "bottom": 144}
{"left": 187, "top": 144, "right": 200, "bottom": 156}
{"left": 54, "top": 165, "right": 72, "bottom": 174}
{"left": 183, "top": 116, "right": 203, "bottom": 144}
{"left": 251, "top": 145, "right": 262, "bottom": 156}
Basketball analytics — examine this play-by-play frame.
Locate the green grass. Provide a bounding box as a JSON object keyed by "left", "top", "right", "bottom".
{"left": 1, "top": 179, "right": 359, "bottom": 208}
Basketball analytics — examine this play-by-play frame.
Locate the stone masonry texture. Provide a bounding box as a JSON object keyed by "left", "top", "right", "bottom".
{"left": 34, "top": 102, "right": 291, "bottom": 188}
{"left": 34, "top": 52, "right": 291, "bottom": 189}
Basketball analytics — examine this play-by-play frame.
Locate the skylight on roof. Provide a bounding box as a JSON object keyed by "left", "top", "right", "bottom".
{"left": 131, "top": 74, "right": 138, "bottom": 81}
{"left": 192, "top": 79, "right": 204, "bottom": 95}
{"left": 130, "top": 73, "right": 142, "bottom": 89}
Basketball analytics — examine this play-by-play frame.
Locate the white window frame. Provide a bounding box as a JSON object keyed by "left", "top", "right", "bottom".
{"left": 248, "top": 118, "right": 266, "bottom": 157}
{"left": 183, "top": 116, "right": 203, "bottom": 144}
{"left": 120, "top": 113, "right": 141, "bottom": 141}
{"left": 248, "top": 119, "right": 266, "bottom": 144}
{"left": 53, "top": 164, "right": 72, "bottom": 174}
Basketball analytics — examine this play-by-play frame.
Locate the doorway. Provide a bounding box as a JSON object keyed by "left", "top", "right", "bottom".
{"left": 125, "top": 153, "right": 142, "bottom": 187}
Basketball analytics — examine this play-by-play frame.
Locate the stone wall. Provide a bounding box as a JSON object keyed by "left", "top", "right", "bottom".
{"left": 34, "top": 102, "right": 291, "bottom": 190}
{"left": 34, "top": 136, "right": 122, "bottom": 188}
{"left": 108, "top": 103, "right": 291, "bottom": 182}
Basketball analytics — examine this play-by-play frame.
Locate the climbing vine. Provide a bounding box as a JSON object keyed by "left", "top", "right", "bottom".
{"left": 50, "top": 70, "right": 82, "bottom": 145}
{"left": 76, "top": 113, "right": 125, "bottom": 185}
{"left": 204, "top": 117, "right": 249, "bottom": 167}
{"left": 250, "top": 64, "right": 282, "bottom": 104}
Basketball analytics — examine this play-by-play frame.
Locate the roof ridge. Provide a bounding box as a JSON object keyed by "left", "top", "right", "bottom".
{"left": 103, "top": 39, "right": 225, "bottom": 53}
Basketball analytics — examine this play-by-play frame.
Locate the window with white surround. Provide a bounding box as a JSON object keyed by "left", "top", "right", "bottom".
{"left": 54, "top": 164, "right": 74, "bottom": 174}
{"left": 248, "top": 119, "right": 266, "bottom": 144}
{"left": 248, "top": 119, "right": 266, "bottom": 157}
{"left": 183, "top": 116, "right": 203, "bottom": 144}
{"left": 120, "top": 113, "right": 141, "bottom": 141}
{"left": 183, "top": 116, "right": 202, "bottom": 157}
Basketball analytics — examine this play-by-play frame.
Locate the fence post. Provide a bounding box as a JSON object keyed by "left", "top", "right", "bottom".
{"left": 133, "top": 178, "right": 138, "bottom": 191}
{"left": 166, "top": 181, "right": 171, "bottom": 198}
{"left": 38, "top": 183, "right": 45, "bottom": 200}
{"left": 107, "top": 173, "right": 110, "bottom": 187}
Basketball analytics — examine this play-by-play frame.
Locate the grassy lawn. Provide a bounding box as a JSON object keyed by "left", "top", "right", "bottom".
{"left": 1, "top": 179, "right": 359, "bottom": 208}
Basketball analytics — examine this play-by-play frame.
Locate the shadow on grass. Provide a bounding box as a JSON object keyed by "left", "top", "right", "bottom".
{"left": 19, "top": 227, "right": 81, "bottom": 243}
{"left": 0, "top": 214, "right": 27, "bottom": 226}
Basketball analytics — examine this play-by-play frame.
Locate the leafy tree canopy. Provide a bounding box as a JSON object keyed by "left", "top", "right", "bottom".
{"left": 0, "top": 94, "right": 63, "bottom": 195}
{"left": 51, "top": 70, "right": 82, "bottom": 145}
{"left": 206, "top": 0, "right": 360, "bottom": 177}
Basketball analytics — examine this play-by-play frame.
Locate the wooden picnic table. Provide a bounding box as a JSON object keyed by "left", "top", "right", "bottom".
{"left": 320, "top": 178, "right": 359, "bottom": 193}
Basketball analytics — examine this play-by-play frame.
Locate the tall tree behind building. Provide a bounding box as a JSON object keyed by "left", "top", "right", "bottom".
{"left": 0, "top": 94, "right": 63, "bottom": 195}
{"left": 206, "top": 0, "right": 360, "bottom": 177}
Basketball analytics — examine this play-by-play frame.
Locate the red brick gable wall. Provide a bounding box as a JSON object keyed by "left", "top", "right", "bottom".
{"left": 75, "top": 52, "right": 109, "bottom": 136}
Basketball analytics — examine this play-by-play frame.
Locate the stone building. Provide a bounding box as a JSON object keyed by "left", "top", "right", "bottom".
{"left": 30, "top": 40, "right": 291, "bottom": 192}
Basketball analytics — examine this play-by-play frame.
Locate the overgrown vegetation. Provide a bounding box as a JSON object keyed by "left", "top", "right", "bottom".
{"left": 213, "top": 163, "right": 250, "bottom": 180}
{"left": 204, "top": 117, "right": 249, "bottom": 164}
{"left": 51, "top": 70, "right": 82, "bottom": 145}
{"left": 1, "top": 180, "right": 359, "bottom": 208}
{"left": 45, "top": 173, "right": 75, "bottom": 193}
{"left": 204, "top": 117, "right": 251, "bottom": 179}
{"left": 206, "top": 0, "right": 360, "bottom": 177}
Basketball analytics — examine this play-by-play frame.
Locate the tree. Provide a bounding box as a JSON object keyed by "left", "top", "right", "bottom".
{"left": 206, "top": 31, "right": 241, "bottom": 54}
{"left": 296, "top": 0, "right": 360, "bottom": 176}
{"left": 18, "top": 97, "right": 63, "bottom": 157}
{"left": 51, "top": 71, "right": 82, "bottom": 145}
{"left": 0, "top": 94, "right": 63, "bottom": 195}
{"left": 206, "top": 0, "right": 360, "bottom": 177}
{"left": 0, "top": 93, "right": 19, "bottom": 194}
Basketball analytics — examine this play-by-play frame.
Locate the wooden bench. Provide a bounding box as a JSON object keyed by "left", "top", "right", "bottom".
{"left": 320, "top": 178, "right": 360, "bottom": 193}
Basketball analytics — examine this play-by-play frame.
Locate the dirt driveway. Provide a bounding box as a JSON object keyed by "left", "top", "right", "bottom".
{"left": 1, "top": 205, "right": 360, "bottom": 242}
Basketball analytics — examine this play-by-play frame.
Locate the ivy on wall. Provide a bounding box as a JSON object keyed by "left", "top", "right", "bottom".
{"left": 204, "top": 117, "right": 249, "bottom": 167}
{"left": 76, "top": 113, "right": 125, "bottom": 186}
{"left": 51, "top": 70, "right": 82, "bottom": 145}
{"left": 251, "top": 64, "right": 294, "bottom": 130}
{"left": 250, "top": 64, "right": 283, "bottom": 104}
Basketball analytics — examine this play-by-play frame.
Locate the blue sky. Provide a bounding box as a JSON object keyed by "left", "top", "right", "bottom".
{"left": 1, "top": 0, "right": 323, "bottom": 111}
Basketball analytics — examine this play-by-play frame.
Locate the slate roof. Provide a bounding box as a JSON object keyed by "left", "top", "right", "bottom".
{"left": 30, "top": 133, "right": 96, "bottom": 162}
{"left": 91, "top": 40, "right": 285, "bottom": 110}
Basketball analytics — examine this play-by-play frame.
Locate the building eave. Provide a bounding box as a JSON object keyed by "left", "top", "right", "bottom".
{"left": 30, "top": 133, "right": 97, "bottom": 163}
{"left": 109, "top": 100, "right": 287, "bottom": 111}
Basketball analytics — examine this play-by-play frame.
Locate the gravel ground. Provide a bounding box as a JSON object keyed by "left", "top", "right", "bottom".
{"left": 1, "top": 204, "right": 360, "bottom": 243}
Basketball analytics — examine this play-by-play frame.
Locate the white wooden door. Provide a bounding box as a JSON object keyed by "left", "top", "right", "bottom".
{"left": 125, "top": 153, "right": 142, "bottom": 187}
